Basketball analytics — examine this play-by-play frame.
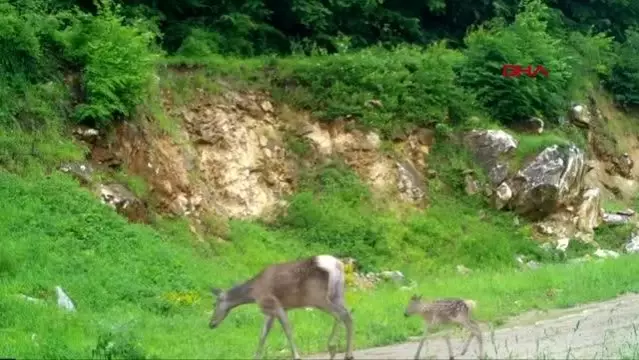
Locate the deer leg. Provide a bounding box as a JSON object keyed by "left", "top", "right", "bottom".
{"left": 254, "top": 315, "right": 275, "bottom": 359}
{"left": 275, "top": 307, "right": 302, "bottom": 360}
{"left": 459, "top": 332, "right": 474, "bottom": 356}
{"left": 444, "top": 335, "right": 454, "bottom": 360}
{"left": 326, "top": 302, "right": 354, "bottom": 360}
{"left": 326, "top": 319, "right": 340, "bottom": 360}
{"left": 460, "top": 319, "right": 483, "bottom": 358}
{"left": 414, "top": 324, "right": 429, "bottom": 360}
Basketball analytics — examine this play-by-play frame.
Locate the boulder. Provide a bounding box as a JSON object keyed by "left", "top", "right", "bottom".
{"left": 510, "top": 144, "right": 586, "bottom": 219}
{"left": 570, "top": 104, "right": 591, "bottom": 128}
{"left": 494, "top": 182, "right": 513, "bottom": 210}
{"left": 463, "top": 129, "right": 518, "bottom": 185}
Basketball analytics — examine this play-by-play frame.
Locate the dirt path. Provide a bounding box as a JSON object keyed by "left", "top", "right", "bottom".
{"left": 308, "top": 293, "right": 639, "bottom": 359}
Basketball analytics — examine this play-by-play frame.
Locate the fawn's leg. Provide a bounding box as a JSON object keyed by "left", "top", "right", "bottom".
{"left": 444, "top": 335, "right": 454, "bottom": 360}
{"left": 254, "top": 315, "right": 275, "bottom": 359}
{"left": 275, "top": 307, "right": 302, "bottom": 360}
{"left": 414, "top": 324, "right": 429, "bottom": 360}
{"left": 459, "top": 333, "right": 474, "bottom": 356}
{"left": 460, "top": 319, "right": 483, "bottom": 358}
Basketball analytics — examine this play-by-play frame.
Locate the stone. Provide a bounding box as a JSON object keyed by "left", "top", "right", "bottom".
{"left": 465, "top": 174, "right": 481, "bottom": 195}
{"left": 494, "top": 182, "right": 513, "bottom": 210}
{"left": 574, "top": 187, "right": 602, "bottom": 233}
{"left": 625, "top": 231, "right": 639, "bottom": 253}
{"left": 463, "top": 129, "right": 518, "bottom": 185}
{"left": 602, "top": 212, "right": 633, "bottom": 225}
{"left": 260, "top": 100, "right": 274, "bottom": 113}
{"left": 379, "top": 270, "right": 405, "bottom": 283}
{"left": 99, "top": 183, "right": 148, "bottom": 223}
{"left": 59, "top": 162, "right": 93, "bottom": 185}
{"left": 510, "top": 144, "right": 586, "bottom": 219}
{"left": 570, "top": 104, "right": 591, "bottom": 128}
{"left": 55, "top": 286, "right": 76, "bottom": 312}
{"left": 456, "top": 264, "right": 472, "bottom": 275}
{"left": 593, "top": 249, "right": 620, "bottom": 259}
{"left": 396, "top": 160, "right": 426, "bottom": 203}
{"left": 73, "top": 127, "right": 100, "bottom": 144}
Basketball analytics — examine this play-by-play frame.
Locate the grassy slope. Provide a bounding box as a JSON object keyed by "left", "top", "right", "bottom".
{"left": 2, "top": 170, "right": 639, "bottom": 359}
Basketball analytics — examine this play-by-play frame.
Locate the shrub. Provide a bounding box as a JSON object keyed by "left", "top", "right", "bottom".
{"left": 606, "top": 27, "right": 639, "bottom": 106}
{"left": 175, "top": 28, "right": 223, "bottom": 58}
{"left": 459, "top": 0, "right": 574, "bottom": 125}
{"left": 564, "top": 29, "right": 617, "bottom": 92}
{"left": 272, "top": 41, "right": 478, "bottom": 134}
{"left": 56, "top": 0, "right": 160, "bottom": 126}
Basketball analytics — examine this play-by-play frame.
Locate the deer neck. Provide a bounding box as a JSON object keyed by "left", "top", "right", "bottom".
{"left": 226, "top": 278, "right": 257, "bottom": 308}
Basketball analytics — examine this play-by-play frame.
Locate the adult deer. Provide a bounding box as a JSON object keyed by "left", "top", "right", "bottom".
{"left": 404, "top": 295, "right": 483, "bottom": 360}
{"left": 209, "top": 255, "right": 355, "bottom": 360}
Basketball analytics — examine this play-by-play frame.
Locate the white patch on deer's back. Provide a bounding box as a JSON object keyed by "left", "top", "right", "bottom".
{"left": 315, "top": 255, "right": 341, "bottom": 295}
{"left": 315, "top": 255, "right": 339, "bottom": 273}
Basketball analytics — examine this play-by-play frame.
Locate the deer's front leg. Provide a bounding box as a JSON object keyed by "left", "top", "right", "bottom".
{"left": 414, "top": 324, "right": 429, "bottom": 360}
{"left": 254, "top": 315, "right": 275, "bottom": 359}
{"left": 275, "top": 307, "right": 302, "bottom": 360}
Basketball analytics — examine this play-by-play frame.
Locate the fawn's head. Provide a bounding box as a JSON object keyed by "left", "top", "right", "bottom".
{"left": 404, "top": 294, "right": 423, "bottom": 317}
{"left": 209, "top": 287, "right": 232, "bottom": 329}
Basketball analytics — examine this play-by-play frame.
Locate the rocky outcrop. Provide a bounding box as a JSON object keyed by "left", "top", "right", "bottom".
{"left": 463, "top": 129, "right": 518, "bottom": 185}
{"left": 99, "top": 183, "right": 149, "bottom": 223}
{"left": 509, "top": 144, "right": 586, "bottom": 218}
{"left": 76, "top": 90, "right": 432, "bottom": 223}
{"left": 298, "top": 119, "right": 430, "bottom": 204}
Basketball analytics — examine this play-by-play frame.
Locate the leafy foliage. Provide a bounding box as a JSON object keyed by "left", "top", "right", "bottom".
{"left": 271, "top": 42, "right": 478, "bottom": 134}
{"left": 459, "top": 0, "right": 574, "bottom": 125}
{"left": 606, "top": 27, "right": 639, "bottom": 106}
{"left": 56, "top": 0, "right": 160, "bottom": 126}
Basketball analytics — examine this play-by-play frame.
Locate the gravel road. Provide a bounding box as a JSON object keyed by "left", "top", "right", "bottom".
{"left": 307, "top": 293, "right": 639, "bottom": 359}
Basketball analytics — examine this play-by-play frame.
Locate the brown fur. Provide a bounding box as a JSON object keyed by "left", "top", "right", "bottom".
{"left": 210, "top": 255, "right": 354, "bottom": 360}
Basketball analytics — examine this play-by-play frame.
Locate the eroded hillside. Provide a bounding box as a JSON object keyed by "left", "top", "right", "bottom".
{"left": 63, "top": 70, "right": 639, "bottom": 262}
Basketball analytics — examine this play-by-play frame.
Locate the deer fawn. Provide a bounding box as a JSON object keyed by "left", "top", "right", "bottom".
{"left": 404, "top": 295, "right": 483, "bottom": 360}
{"left": 209, "top": 255, "right": 354, "bottom": 360}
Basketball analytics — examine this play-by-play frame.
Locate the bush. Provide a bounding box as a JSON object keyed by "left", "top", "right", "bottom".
{"left": 272, "top": 41, "right": 478, "bottom": 134}
{"left": 564, "top": 29, "right": 617, "bottom": 94}
{"left": 606, "top": 27, "right": 639, "bottom": 106}
{"left": 459, "top": 0, "right": 574, "bottom": 125}
{"left": 0, "top": 2, "right": 68, "bottom": 129}
{"left": 56, "top": 0, "right": 160, "bottom": 126}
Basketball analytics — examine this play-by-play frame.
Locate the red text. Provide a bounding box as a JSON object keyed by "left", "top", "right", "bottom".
{"left": 502, "top": 64, "right": 549, "bottom": 78}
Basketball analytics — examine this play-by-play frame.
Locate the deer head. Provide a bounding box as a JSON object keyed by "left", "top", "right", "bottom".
{"left": 404, "top": 294, "right": 423, "bottom": 317}
{"left": 209, "top": 287, "right": 232, "bottom": 329}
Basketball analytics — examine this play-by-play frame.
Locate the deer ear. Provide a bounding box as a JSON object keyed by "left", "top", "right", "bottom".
{"left": 211, "top": 287, "right": 222, "bottom": 297}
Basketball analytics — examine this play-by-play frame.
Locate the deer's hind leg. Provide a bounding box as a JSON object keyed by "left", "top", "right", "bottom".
{"left": 326, "top": 318, "right": 340, "bottom": 359}
{"left": 326, "top": 303, "right": 354, "bottom": 360}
